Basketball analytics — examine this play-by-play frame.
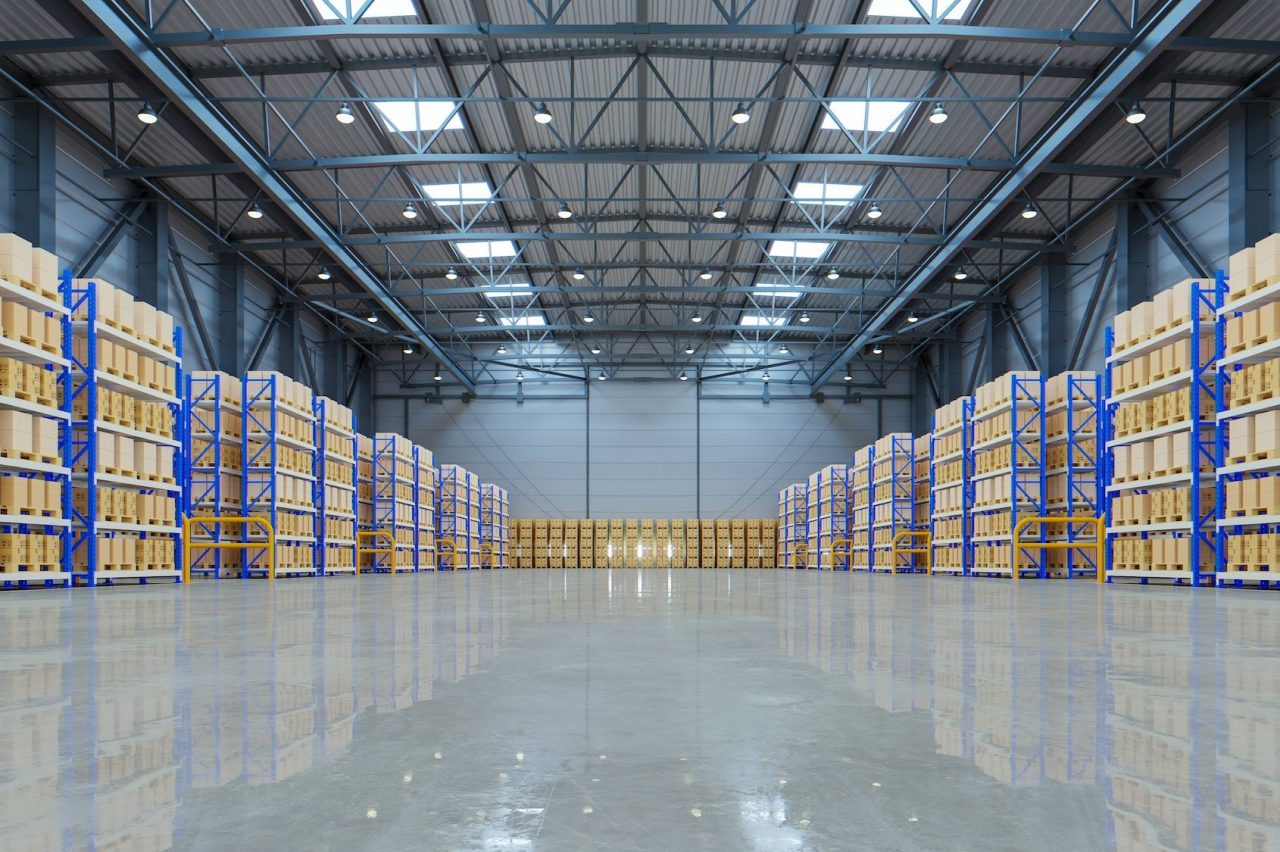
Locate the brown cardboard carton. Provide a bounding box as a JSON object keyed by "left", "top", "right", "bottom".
{"left": 31, "top": 248, "right": 60, "bottom": 298}
{"left": 1255, "top": 233, "right": 1280, "bottom": 283}
{"left": 1230, "top": 247, "right": 1256, "bottom": 297}
{"left": 0, "top": 233, "right": 34, "bottom": 284}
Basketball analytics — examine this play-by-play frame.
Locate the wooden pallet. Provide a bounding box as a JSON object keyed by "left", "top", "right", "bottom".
{"left": 0, "top": 561, "right": 60, "bottom": 574}
{"left": 1229, "top": 274, "right": 1280, "bottom": 304}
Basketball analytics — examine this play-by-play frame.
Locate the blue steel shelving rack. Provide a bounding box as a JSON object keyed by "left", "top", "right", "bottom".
{"left": 414, "top": 446, "right": 437, "bottom": 571}
{"left": 969, "top": 374, "right": 1045, "bottom": 578}
{"left": 242, "top": 374, "right": 318, "bottom": 577}
{"left": 1214, "top": 271, "right": 1280, "bottom": 588}
{"left": 0, "top": 271, "right": 72, "bottom": 588}
{"left": 480, "top": 483, "right": 507, "bottom": 569}
{"left": 67, "top": 273, "right": 184, "bottom": 586}
{"left": 850, "top": 446, "right": 874, "bottom": 571}
{"left": 1103, "top": 276, "right": 1220, "bottom": 586}
{"left": 930, "top": 397, "right": 972, "bottom": 576}
{"left": 871, "top": 434, "right": 916, "bottom": 573}
{"left": 185, "top": 372, "right": 240, "bottom": 578}
{"left": 436, "top": 465, "right": 470, "bottom": 570}
{"left": 314, "top": 397, "right": 358, "bottom": 576}
{"left": 371, "top": 434, "right": 416, "bottom": 572}
{"left": 1045, "top": 373, "right": 1104, "bottom": 578}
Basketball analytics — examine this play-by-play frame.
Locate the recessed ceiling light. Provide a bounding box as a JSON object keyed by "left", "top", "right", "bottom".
{"left": 318, "top": 266, "right": 332, "bottom": 281}
{"left": 691, "top": 315, "right": 703, "bottom": 324}
{"left": 246, "top": 203, "right": 264, "bottom": 220}
{"left": 867, "top": 203, "right": 883, "bottom": 220}
{"left": 929, "top": 103, "right": 949, "bottom": 124}
{"left": 826, "top": 269, "right": 839, "bottom": 280}
{"left": 679, "top": 371, "right": 688, "bottom": 381}
{"left": 136, "top": 102, "right": 159, "bottom": 125}
{"left": 401, "top": 203, "right": 418, "bottom": 219}
{"left": 533, "top": 102, "right": 553, "bottom": 124}
{"left": 799, "top": 312, "right": 811, "bottom": 323}
{"left": 557, "top": 203, "right": 573, "bottom": 219}
{"left": 1126, "top": 102, "right": 1147, "bottom": 124}
{"left": 444, "top": 267, "right": 458, "bottom": 280}
{"left": 572, "top": 268, "right": 586, "bottom": 280}
{"left": 730, "top": 103, "right": 750, "bottom": 124}
{"left": 335, "top": 102, "right": 356, "bottom": 124}
{"left": 699, "top": 269, "right": 713, "bottom": 281}
{"left": 1021, "top": 201, "right": 1038, "bottom": 220}
{"left": 711, "top": 204, "right": 727, "bottom": 219}
{"left": 954, "top": 267, "right": 968, "bottom": 281}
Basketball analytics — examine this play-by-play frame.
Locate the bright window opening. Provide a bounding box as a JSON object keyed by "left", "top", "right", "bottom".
{"left": 454, "top": 240, "right": 518, "bottom": 259}
{"left": 791, "top": 181, "right": 865, "bottom": 206}
{"left": 422, "top": 181, "right": 493, "bottom": 206}
{"left": 499, "top": 316, "right": 547, "bottom": 328}
{"left": 371, "top": 100, "right": 464, "bottom": 133}
{"left": 754, "top": 281, "right": 802, "bottom": 300}
{"left": 867, "top": 0, "right": 974, "bottom": 20}
{"left": 309, "top": 0, "right": 418, "bottom": 19}
{"left": 740, "top": 315, "right": 787, "bottom": 327}
{"left": 821, "top": 100, "right": 913, "bottom": 132}
{"left": 482, "top": 282, "right": 534, "bottom": 302}
{"left": 766, "top": 240, "right": 830, "bottom": 259}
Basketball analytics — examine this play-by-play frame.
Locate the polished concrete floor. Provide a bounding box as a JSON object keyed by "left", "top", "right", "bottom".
{"left": 1, "top": 570, "right": 1277, "bottom": 851}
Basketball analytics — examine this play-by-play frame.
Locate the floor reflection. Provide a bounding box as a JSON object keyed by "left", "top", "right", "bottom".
{"left": 0, "top": 571, "right": 1277, "bottom": 850}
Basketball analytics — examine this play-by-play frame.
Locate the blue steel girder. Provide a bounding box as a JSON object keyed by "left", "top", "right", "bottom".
{"left": 67, "top": 0, "right": 477, "bottom": 392}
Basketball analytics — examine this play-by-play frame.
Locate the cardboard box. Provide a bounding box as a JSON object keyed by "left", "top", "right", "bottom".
{"left": 1230, "top": 247, "right": 1256, "bottom": 297}
{"left": 0, "top": 233, "right": 34, "bottom": 284}
{"left": 1255, "top": 233, "right": 1280, "bottom": 283}
{"left": 31, "top": 248, "right": 60, "bottom": 298}
{"left": 1230, "top": 416, "right": 1254, "bottom": 460}
{"left": 1, "top": 302, "right": 31, "bottom": 341}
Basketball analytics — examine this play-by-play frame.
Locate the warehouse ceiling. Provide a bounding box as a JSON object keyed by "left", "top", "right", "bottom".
{"left": 2, "top": 0, "right": 1278, "bottom": 390}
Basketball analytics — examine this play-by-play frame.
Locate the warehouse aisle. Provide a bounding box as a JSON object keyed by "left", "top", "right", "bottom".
{"left": 1, "top": 572, "right": 1276, "bottom": 850}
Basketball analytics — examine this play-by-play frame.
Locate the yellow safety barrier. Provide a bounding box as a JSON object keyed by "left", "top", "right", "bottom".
{"left": 182, "top": 516, "right": 275, "bottom": 583}
{"left": 831, "top": 537, "right": 854, "bottom": 571}
{"left": 357, "top": 530, "right": 396, "bottom": 574}
{"left": 891, "top": 530, "right": 931, "bottom": 575}
{"left": 437, "top": 536, "right": 457, "bottom": 571}
{"left": 1012, "top": 516, "right": 1105, "bottom": 583}
{"left": 790, "top": 542, "right": 808, "bottom": 570}
{"left": 478, "top": 542, "right": 494, "bottom": 569}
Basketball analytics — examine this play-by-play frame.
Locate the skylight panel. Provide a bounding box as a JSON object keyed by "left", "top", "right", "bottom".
{"left": 310, "top": 0, "right": 419, "bottom": 19}
{"left": 767, "top": 240, "right": 831, "bottom": 259}
{"left": 422, "top": 181, "right": 493, "bottom": 206}
{"left": 791, "top": 181, "right": 865, "bottom": 207}
{"left": 482, "top": 282, "right": 534, "bottom": 302}
{"left": 867, "top": 0, "right": 974, "bottom": 20}
{"left": 821, "top": 100, "right": 913, "bottom": 132}
{"left": 454, "top": 240, "right": 518, "bottom": 259}
{"left": 499, "top": 316, "right": 547, "bottom": 328}
{"left": 370, "top": 100, "right": 463, "bottom": 134}
{"left": 755, "top": 282, "right": 802, "bottom": 300}
{"left": 739, "top": 315, "right": 787, "bottom": 327}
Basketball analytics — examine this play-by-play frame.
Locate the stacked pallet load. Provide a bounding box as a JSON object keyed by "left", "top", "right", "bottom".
{"left": 243, "top": 372, "right": 315, "bottom": 576}
{"left": 0, "top": 236, "right": 69, "bottom": 588}
{"left": 870, "top": 434, "right": 918, "bottom": 572}
{"left": 805, "top": 464, "right": 850, "bottom": 570}
{"left": 728, "top": 519, "right": 745, "bottom": 568}
{"left": 563, "top": 520, "right": 578, "bottom": 568}
{"left": 638, "top": 518, "right": 656, "bottom": 567}
{"left": 187, "top": 371, "right": 242, "bottom": 577}
{"left": 1043, "top": 371, "right": 1103, "bottom": 578}
{"left": 315, "top": 397, "right": 357, "bottom": 575}
{"left": 1218, "top": 236, "right": 1280, "bottom": 586}
{"left": 371, "top": 434, "right": 417, "bottom": 572}
{"left": 1106, "top": 277, "right": 1217, "bottom": 584}
{"left": 547, "top": 519, "right": 564, "bottom": 568}
{"left": 480, "top": 484, "right": 507, "bottom": 568}
{"left": 514, "top": 519, "right": 533, "bottom": 568}
{"left": 594, "top": 519, "right": 610, "bottom": 568}
{"left": 532, "top": 518, "right": 549, "bottom": 568}
{"left": 656, "top": 519, "right": 672, "bottom": 568}
{"left": 579, "top": 517, "right": 595, "bottom": 568}
{"left": 414, "top": 446, "right": 436, "bottom": 570}
{"left": 69, "top": 275, "right": 182, "bottom": 585}
{"left": 913, "top": 442, "right": 930, "bottom": 567}
{"left": 438, "top": 464, "right": 479, "bottom": 569}
{"left": 701, "top": 520, "right": 717, "bottom": 569}
{"left": 849, "top": 446, "right": 873, "bottom": 570}
{"left": 930, "top": 397, "right": 970, "bottom": 575}
{"left": 356, "top": 433, "right": 373, "bottom": 565}
{"left": 684, "top": 518, "right": 700, "bottom": 568}
{"left": 969, "top": 372, "right": 1045, "bottom": 577}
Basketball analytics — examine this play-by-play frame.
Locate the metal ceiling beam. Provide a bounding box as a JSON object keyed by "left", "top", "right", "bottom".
{"left": 105, "top": 150, "right": 1180, "bottom": 178}
{"left": 810, "top": 0, "right": 1218, "bottom": 391}
{"left": 66, "top": 0, "right": 475, "bottom": 391}
{"left": 286, "top": 285, "right": 1003, "bottom": 302}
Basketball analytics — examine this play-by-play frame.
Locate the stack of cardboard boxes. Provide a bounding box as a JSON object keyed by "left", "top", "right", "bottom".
{"left": 356, "top": 433, "right": 373, "bottom": 554}
{"left": 869, "top": 434, "right": 920, "bottom": 572}
{"left": 805, "top": 464, "right": 850, "bottom": 569}
{"left": 415, "top": 448, "right": 437, "bottom": 571}
{"left": 316, "top": 397, "right": 357, "bottom": 574}
{"left": 187, "top": 372, "right": 243, "bottom": 577}
{"left": 504, "top": 519, "right": 776, "bottom": 568}
{"left": 1041, "top": 371, "right": 1103, "bottom": 577}
{"left": 930, "top": 397, "right": 970, "bottom": 575}
{"left": 242, "top": 372, "right": 316, "bottom": 576}
{"left": 437, "top": 464, "right": 480, "bottom": 569}
{"left": 849, "top": 446, "right": 873, "bottom": 570}
{"left": 371, "top": 434, "right": 419, "bottom": 572}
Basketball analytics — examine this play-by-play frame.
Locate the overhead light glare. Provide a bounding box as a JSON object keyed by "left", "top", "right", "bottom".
{"left": 1126, "top": 102, "right": 1147, "bottom": 124}
{"left": 533, "top": 102, "right": 553, "bottom": 124}
{"left": 318, "top": 266, "right": 332, "bottom": 281}
{"left": 711, "top": 204, "right": 727, "bottom": 219}
{"left": 246, "top": 203, "right": 264, "bottom": 220}
{"left": 557, "top": 203, "right": 573, "bottom": 219}
{"left": 136, "top": 102, "right": 159, "bottom": 125}
{"left": 730, "top": 103, "right": 750, "bottom": 124}
{"left": 929, "top": 103, "right": 949, "bottom": 124}
{"left": 867, "top": 203, "right": 883, "bottom": 220}
{"left": 1021, "top": 202, "right": 1038, "bottom": 220}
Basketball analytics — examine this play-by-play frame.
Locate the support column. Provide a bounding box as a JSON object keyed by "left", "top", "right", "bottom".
{"left": 217, "top": 254, "right": 246, "bottom": 376}
{"left": 939, "top": 338, "right": 963, "bottom": 402}
{"left": 985, "top": 303, "right": 1008, "bottom": 383}
{"left": 278, "top": 303, "right": 299, "bottom": 378}
{"left": 324, "top": 328, "right": 344, "bottom": 401}
{"left": 1115, "top": 197, "right": 1151, "bottom": 310}
{"left": 1229, "top": 101, "right": 1272, "bottom": 253}
{"left": 1039, "top": 251, "right": 1068, "bottom": 376}
{"left": 135, "top": 194, "right": 169, "bottom": 312}
{"left": 12, "top": 101, "right": 56, "bottom": 251}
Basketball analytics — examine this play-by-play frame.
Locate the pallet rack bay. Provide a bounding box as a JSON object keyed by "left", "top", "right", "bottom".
{"left": 1043, "top": 371, "right": 1104, "bottom": 578}
{"left": 912, "top": 442, "right": 930, "bottom": 568}
{"left": 849, "top": 445, "right": 873, "bottom": 570}
{"left": 186, "top": 371, "right": 242, "bottom": 577}
{"left": 778, "top": 484, "right": 806, "bottom": 569}
{"left": 315, "top": 397, "right": 357, "bottom": 575}
{"left": 0, "top": 259, "right": 70, "bottom": 588}
{"left": 930, "top": 397, "right": 972, "bottom": 576}
{"left": 480, "top": 483, "right": 508, "bottom": 568}
{"left": 371, "top": 433, "right": 418, "bottom": 572}
{"left": 68, "top": 275, "right": 183, "bottom": 585}
{"left": 968, "top": 372, "right": 1046, "bottom": 578}
{"left": 1216, "top": 236, "right": 1280, "bottom": 587}
{"left": 806, "top": 464, "right": 850, "bottom": 570}
{"left": 356, "top": 433, "right": 373, "bottom": 569}
{"left": 870, "top": 433, "right": 919, "bottom": 572}
{"left": 243, "top": 372, "right": 317, "bottom": 577}
{"left": 415, "top": 446, "right": 437, "bottom": 571}
{"left": 438, "top": 464, "right": 479, "bottom": 570}
{"left": 1105, "top": 277, "right": 1219, "bottom": 585}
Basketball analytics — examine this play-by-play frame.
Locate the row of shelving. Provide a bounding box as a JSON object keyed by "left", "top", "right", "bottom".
{"left": 512, "top": 518, "right": 778, "bottom": 568}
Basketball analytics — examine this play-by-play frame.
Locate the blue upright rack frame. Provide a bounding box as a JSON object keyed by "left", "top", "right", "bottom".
{"left": 371, "top": 434, "right": 416, "bottom": 572}
{"left": 929, "top": 397, "right": 971, "bottom": 576}
{"left": 186, "top": 372, "right": 241, "bottom": 578}
{"left": 1045, "top": 373, "right": 1104, "bottom": 579}
{"left": 314, "top": 397, "right": 358, "bottom": 576}
{"left": 871, "top": 434, "right": 916, "bottom": 573}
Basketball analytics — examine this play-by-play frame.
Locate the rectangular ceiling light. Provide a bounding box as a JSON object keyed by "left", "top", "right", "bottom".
{"left": 309, "top": 0, "right": 418, "bottom": 19}
{"left": 739, "top": 315, "right": 787, "bottom": 327}
{"left": 867, "top": 0, "right": 974, "bottom": 20}
{"left": 791, "top": 181, "right": 865, "bottom": 207}
{"left": 754, "top": 281, "right": 803, "bottom": 299}
{"left": 499, "top": 316, "right": 547, "bottom": 327}
{"left": 371, "top": 100, "right": 464, "bottom": 133}
{"left": 423, "top": 181, "right": 493, "bottom": 206}
{"left": 454, "top": 240, "right": 518, "bottom": 259}
{"left": 821, "top": 100, "right": 913, "bottom": 132}
{"left": 482, "top": 282, "right": 534, "bottom": 302}
{"left": 767, "top": 240, "right": 831, "bottom": 259}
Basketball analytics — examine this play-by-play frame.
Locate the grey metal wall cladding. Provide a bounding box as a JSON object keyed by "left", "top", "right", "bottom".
{"left": 588, "top": 382, "right": 698, "bottom": 519}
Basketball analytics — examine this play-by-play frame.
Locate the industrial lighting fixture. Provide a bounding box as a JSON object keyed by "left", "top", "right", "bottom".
{"left": 843, "top": 372, "right": 853, "bottom": 382}
{"left": 444, "top": 267, "right": 458, "bottom": 280}
{"left": 730, "top": 102, "right": 750, "bottom": 124}
{"left": 597, "top": 371, "right": 607, "bottom": 381}
{"left": 497, "top": 344, "right": 507, "bottom": 354}
{"left": 402, "top": 345, "right": 413, "bottom": 355}
{"left": 906, "top": 311, "right": 919, "bottom": 323}
{"left": 1021, "top": 201, "right": 1038, "bottom": 219}
{"left": 590, "top": 346, "right": 602, "bottom": 355}
{"left": 954, "top": 267, "right": 968, "bottom": 281}
{"left": 335, "top": 102, "right": 356, "bottom": 124}
{"left": 533, "top": 102, "right": 553, "bottom": 124}
{"left": 572, "top": 268, "right": 586, "bottom": 280}
{"left": 679, "top": 371, "right": 688, "bottom": 381}
{"left": 401, "top": 203, "right": 418, "bottom": 219}
{"left": 433, "top": 366, "right": 442, "bottom": 381}
{"left": 762, "top": 371, "right": 770, "bottom": 383}
{"left": 475, "top": 312, "right": 486, "bottom": 323}
{"left": 366, "top": 311, "right": 378, "bottom": 323}
{"left": 691, "top": 315, "right": 703, "bottom": 324}
{"left": 867, "top": 202, "right": 883, "bottom": 220}
{"left": 711, "top": 204, "right": 727, "bottom": 219}
{"left": 583, "top": 312, "right": 594, "bottom": 323}
{"left": 699, "top": 269, "right": 713, "bottom": 281}
{"left": 318, "top": 266, "right": 332, "bottom": 281}
{"left": 872, "top": 343, "right": 883, "bottom": 355}
{"left": 1125, "top": 101, "right": 1147, "bottom": 125}
{"left": 515, "top": 370, "right": 524, "bottom": 382}
{"left": 557, "top": 203, "right": 573, "bottom": 219}
{"left": 246, "top": 203, "right": 264, "bottom": 220}
{"left": 799, "top": 312, "right": 811, "bottom": 323}
{"left": 826, "top": 268, "right": 839, "bottom": 280}
{"left": 779, "top": 345, "right": 789, "bottom": 354}
{"left": 136, "top": 102, "right": 159, "bottom": 125}
{"left": 928, "top": 103, "right": 949, "bottom": 125}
